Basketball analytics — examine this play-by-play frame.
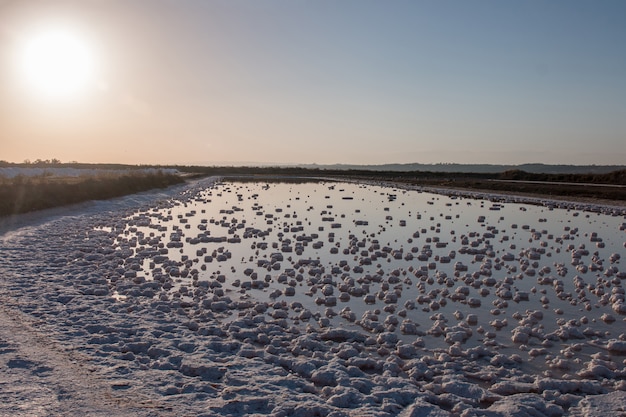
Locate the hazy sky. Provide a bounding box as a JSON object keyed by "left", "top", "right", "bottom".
{"left": 1, "top": 0, "right": 625, "bottom": 166}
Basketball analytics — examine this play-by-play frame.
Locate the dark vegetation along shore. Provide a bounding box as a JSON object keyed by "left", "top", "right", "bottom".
{"left": 1, "top": 163, "right": 625, "bottom": 218}
{"left": 175, "top": 165, "right": 626, "bottom": 203}
{"left": 0, "top": 170, "right": 185, "bottom": 217}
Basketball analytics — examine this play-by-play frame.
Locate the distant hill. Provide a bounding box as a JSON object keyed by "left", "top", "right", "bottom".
{"left": 3, "top": 160, "right": 625, "bottom": 175}
{"left": 295, "top": 163, "right": 626, "bottom": 175}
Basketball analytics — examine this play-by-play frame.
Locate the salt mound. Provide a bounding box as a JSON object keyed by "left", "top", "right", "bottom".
{"left": 476, "top": 393, "right": 563, "bottom": 417}
{"left": 568, "top": 390, "right": 626, "bottom": 417}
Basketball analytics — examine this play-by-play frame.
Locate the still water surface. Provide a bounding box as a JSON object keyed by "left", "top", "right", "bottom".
{"left": 117, "top": 180, "right": 626, "bottom": 376}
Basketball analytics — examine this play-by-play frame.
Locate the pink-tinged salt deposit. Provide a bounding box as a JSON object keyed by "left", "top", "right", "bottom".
{"left": 1, "top": 176, "right": 625, "bottom": 416}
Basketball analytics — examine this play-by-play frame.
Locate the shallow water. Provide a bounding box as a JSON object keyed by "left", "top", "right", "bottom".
{"left": 115, "top": 179, "right": 626, "bottom": 378}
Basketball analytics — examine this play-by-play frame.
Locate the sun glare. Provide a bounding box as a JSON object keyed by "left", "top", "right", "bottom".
{"left": 17, "top": 26, "right": 97, "bottom": 101}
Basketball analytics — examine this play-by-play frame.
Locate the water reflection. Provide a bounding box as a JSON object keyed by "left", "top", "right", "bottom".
{"left": 116, "top": 180, "right": 626, "bottom": 377}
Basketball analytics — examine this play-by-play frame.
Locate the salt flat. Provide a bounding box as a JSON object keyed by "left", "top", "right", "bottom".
{"left": 1, "top": 177, "right": 625, "bottom": 417}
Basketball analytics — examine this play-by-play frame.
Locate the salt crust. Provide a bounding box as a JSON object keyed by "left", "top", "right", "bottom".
{"left": 1, "top": 177, "right": 625, "bottom": 416}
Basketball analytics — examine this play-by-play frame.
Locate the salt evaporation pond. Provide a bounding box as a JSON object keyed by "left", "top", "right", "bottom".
{"left": 3, "top": 177, "right": 625, "bottom": 416}
{"left": 118, "top": 180, "right": 626, "bottom": 376}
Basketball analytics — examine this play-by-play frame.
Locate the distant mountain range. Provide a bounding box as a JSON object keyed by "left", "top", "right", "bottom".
{"left": 292, "top": 163, "right": 626, "bottom": 174}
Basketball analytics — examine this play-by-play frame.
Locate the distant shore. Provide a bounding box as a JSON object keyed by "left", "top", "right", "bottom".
{"left": 1, "top": 164, "right": 625, "bottom": 218}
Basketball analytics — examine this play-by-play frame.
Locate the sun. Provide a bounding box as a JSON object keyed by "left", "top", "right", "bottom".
{"left": 16, "top": 26, "right": 98, "bottom": 101}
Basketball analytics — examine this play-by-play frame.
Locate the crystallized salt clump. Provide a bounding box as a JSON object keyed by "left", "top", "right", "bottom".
{"left": 606, "top": 339, "right": 626, "bottom": 354}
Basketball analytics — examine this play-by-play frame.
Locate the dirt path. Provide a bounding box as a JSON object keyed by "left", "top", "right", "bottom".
{"left": 0, "top": 297, "right": 164, "bottom": 417}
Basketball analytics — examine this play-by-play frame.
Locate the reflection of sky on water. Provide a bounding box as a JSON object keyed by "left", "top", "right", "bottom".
{"left": 119, "top": 180, "right": 626, "bottom": 376}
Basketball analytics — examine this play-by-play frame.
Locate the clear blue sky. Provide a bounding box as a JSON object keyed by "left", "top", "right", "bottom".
{"left": 1, "top": 0, "right": 625, "bottom": 165}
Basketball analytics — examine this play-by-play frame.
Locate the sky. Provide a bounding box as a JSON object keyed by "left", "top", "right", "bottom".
{"left": 1, "top": 0, "right": 625, "bottom": 166}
